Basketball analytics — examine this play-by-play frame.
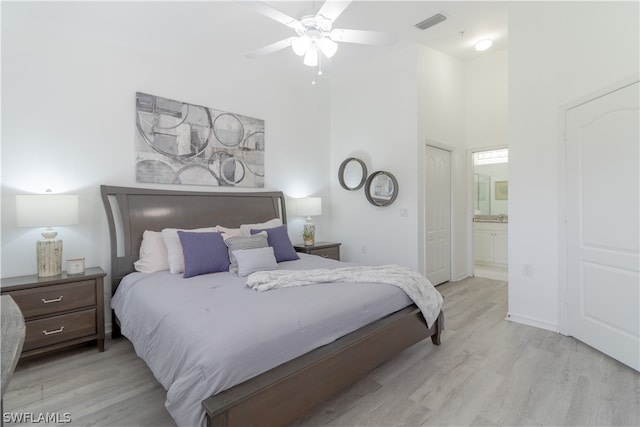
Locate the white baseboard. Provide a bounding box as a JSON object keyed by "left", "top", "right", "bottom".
{"left": 506, "top": 312, "right": 559, "bottom": 333}
{"left": 453, "top": 273, "right": 471, "bottom": 282}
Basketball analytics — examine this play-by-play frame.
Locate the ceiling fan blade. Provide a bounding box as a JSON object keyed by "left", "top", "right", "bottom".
{"left": 316, "top": 0, "right": 352, "bottom": 22}
{"left": 246, "top": 37, "right": 296, "bottom": 58}
{"left": 244, "top": 2, "right": 303, "bottom": 31}
{"left": 330, "top": 28, "right": 396, "bottom": 46}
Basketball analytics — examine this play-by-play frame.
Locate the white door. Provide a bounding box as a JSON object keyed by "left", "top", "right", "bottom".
{"left": 566, "top": 81, "right": 639, "bottom": 371}
{"left": 425, "top": 145, "right": 451, "bottom": 285}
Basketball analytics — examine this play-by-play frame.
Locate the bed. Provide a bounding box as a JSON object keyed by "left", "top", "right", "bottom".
{"left": 100, "top": 185, "right": 444, "bottom": 427}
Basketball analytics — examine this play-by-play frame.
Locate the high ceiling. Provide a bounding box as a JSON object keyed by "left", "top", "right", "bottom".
{"left": 257, "top": 1, "right": 508, "bottom": 58}
{"left": 4, "top": 1, "right": 508, "bottom": 78}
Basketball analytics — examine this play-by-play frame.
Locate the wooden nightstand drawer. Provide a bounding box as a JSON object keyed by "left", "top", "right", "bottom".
{"left": 23, "top": 308, "right": 97, "bottom": 351}
{"left": 294, "top": 242, "right": 341, "bottom": 261}
{"left": 310, "top": 247, "right": 340, "bottom": 260}
{"left": 10, "top": 280, "right": 97, "bottom": 319}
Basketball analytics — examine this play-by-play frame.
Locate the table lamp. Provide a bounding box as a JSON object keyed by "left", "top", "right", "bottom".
{"left": 16, "top": 193, "right": 79, "bottom": 277}
{"left": 297, "top": 197, "right": 322, "bottom": 246}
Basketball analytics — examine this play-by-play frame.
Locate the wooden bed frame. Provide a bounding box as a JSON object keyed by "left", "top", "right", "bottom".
{"left": 100, "top": 185, "right": 443, "bottom": 427}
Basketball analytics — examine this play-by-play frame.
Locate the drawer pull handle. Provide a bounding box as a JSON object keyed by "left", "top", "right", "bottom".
{"left": 42, "top": 326, "right": 65, "bottom": 336}
{"left": 42, "top": 296, "right": 64, "bottom": 304}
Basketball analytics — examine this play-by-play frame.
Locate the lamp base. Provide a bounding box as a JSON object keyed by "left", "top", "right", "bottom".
{"left": 37, "top": 239, "right": 62, "bottom": 277}
{"left": 303, "top": 222, "right": 316, "bottom": 246}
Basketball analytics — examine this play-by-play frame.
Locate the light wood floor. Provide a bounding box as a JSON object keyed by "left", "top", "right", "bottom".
{"left": 4, "top": 276, "right": 639, "bottom": 426}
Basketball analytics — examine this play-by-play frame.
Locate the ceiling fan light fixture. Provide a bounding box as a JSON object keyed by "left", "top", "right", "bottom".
{"left": 247, "top": 1, "right": 398, "bottom": 74}
{"left": 292, "top": 36, "right": 311, "bottom": 56}
{"left": 318, "top": 38, "right": 338, "bottom": 58}
{"left": 329, "top": 28, "right": 344, "bottom": 42}
{"left": 474, "top": 38, "right": 493, "bottom": 51}
{"left": 317, "top": 15, "right": 333, "bottom": 32}
{"left": 303, "top": 46, "right": 319, "bottom": 67}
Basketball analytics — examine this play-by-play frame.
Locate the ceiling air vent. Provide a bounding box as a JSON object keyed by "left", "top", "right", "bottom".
{"left": 415, "top": 13, "right": 447, "bottom": 31}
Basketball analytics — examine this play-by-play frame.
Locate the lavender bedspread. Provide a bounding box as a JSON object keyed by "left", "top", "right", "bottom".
{"left": 112, "top": 254, "right": 433, "bottom": 426}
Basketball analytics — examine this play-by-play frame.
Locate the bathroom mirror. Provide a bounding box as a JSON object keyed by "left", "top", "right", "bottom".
{"left": 338, "top": 157, "right": 367, "bottom": 191}
{"left": 474, "top": 173, "right": 491, "bottom": 215}
{"left": 473, "top": 149, "right": 509, "bottom": 216}
{"left": 365, "top": 171, "right": 398, "bottom": 207}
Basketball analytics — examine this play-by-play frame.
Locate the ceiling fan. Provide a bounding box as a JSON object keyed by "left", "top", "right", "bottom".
{"left": 245, "top": 1, "right": 396, "bottom": 68}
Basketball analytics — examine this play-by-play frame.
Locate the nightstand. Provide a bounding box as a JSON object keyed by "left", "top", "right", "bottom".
{"left": 294, "top": 242, "right": 341, "bottom": 261}
{"left": 0, "top": 267, "right": 106, "bottom": 358}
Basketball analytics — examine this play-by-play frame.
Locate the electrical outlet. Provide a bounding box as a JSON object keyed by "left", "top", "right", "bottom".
{"left": 522, "top": 264, "right": 533, "bottom": 276}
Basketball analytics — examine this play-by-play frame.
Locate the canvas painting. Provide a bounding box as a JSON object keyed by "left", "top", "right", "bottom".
{"left": 135, "top": 92, "right": 265, "bottom": 187}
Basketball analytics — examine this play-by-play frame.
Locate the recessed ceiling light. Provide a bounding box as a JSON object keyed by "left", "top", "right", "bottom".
{"left": 474, "top": 39, "right": 493, "bottom": 51}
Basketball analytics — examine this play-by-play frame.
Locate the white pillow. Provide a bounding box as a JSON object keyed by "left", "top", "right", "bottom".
{"left": 240, "top": 218, "right": 282, "bottom": 236}
{"left": 162, "top": 226, "right": 218, "bottom": 274}
{"left": 233, "top": 247, "right": 277, "bottom": 277}
{"left": 216, "top": 225, "right": 243, "bottom": 237}
{"left": 134, "top": 230, "right": 169, "bottom": 273}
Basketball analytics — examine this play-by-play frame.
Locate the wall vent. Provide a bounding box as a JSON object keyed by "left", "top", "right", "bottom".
{"left": 415, "top": 13, "right": 447, "bottom": 31}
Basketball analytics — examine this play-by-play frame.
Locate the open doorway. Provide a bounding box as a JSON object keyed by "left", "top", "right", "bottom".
{"left": 472, "top": 148, "right": 508, "bottom": 281}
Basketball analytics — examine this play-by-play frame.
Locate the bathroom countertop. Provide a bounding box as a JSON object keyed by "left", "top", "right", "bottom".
{"left": 474, "top": 215, "right": 508, "bottom": 223}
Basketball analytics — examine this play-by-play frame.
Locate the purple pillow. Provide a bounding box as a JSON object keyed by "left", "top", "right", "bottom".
{"left": 177, "top": 231, "right": 230, "bottom": 278}
{"left": 251, "top": 224, "right": 300, "bottom": 263}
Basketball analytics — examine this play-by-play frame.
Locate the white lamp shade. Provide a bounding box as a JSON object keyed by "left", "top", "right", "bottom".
{"left": 292, "top": 36, "right": 311, "bottom": 56}
{"left": 319, "top": 38, "right": 338, "bottom": 58}
{"left": 303, "top": 46, "right": 319, "bottom": 67}
{"left": 16, "top": 194, "right": 80, "bottom": 227}
{"left": 297, "top": 197, "right": 322, "bottom": 217}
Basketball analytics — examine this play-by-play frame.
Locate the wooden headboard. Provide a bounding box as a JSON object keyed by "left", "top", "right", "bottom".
{"left": 100, "top": 185, "right": 287, "bottom": 290}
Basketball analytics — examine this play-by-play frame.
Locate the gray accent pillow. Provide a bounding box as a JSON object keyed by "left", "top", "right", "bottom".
{"left": 233, "top": 247, "right": 278, "bottom": 277}
{"left": 223, "top": 232, "right": 268, "bottom": 273}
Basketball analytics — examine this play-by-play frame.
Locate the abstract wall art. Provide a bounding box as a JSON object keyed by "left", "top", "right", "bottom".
{"left": 135, "top": 92, "right": 265, "bottom": 187}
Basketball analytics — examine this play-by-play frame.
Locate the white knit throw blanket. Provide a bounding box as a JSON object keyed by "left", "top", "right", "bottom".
{"left": 247, "top": 265, "right": 444, "bottom": 328}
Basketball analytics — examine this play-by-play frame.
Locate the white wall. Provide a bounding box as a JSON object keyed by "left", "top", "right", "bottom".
{"left": 466, "top": 50, "right": 508, "bottom": 150}
{"left": 329, "top": 44, "right": 466, "bottom": 279}
{"left": 508, "top": 1, "right": 639, "bottom": 330}
{"left": 330, "top": 46, "right": 420, "bottom": 268}
{"left": 1, "top": 2, "right": 331, "bottom": 329}
{"left": 417, "top": 45, "right": 467, "bottom": 280}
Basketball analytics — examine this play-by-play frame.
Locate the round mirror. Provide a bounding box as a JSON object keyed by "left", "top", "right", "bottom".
{"left": 365, "top": 171, "right": 398, "bottom": 207}
{"left": 338, "top": 158, "right": 367, "bottom": 191}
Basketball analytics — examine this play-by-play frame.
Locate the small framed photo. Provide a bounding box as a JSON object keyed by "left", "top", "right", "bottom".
{"left": 66, "top": 257, "right": 85, "bottom": 275}
{"left": 495, "top": 181, "right": 508, "bottom": 200}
